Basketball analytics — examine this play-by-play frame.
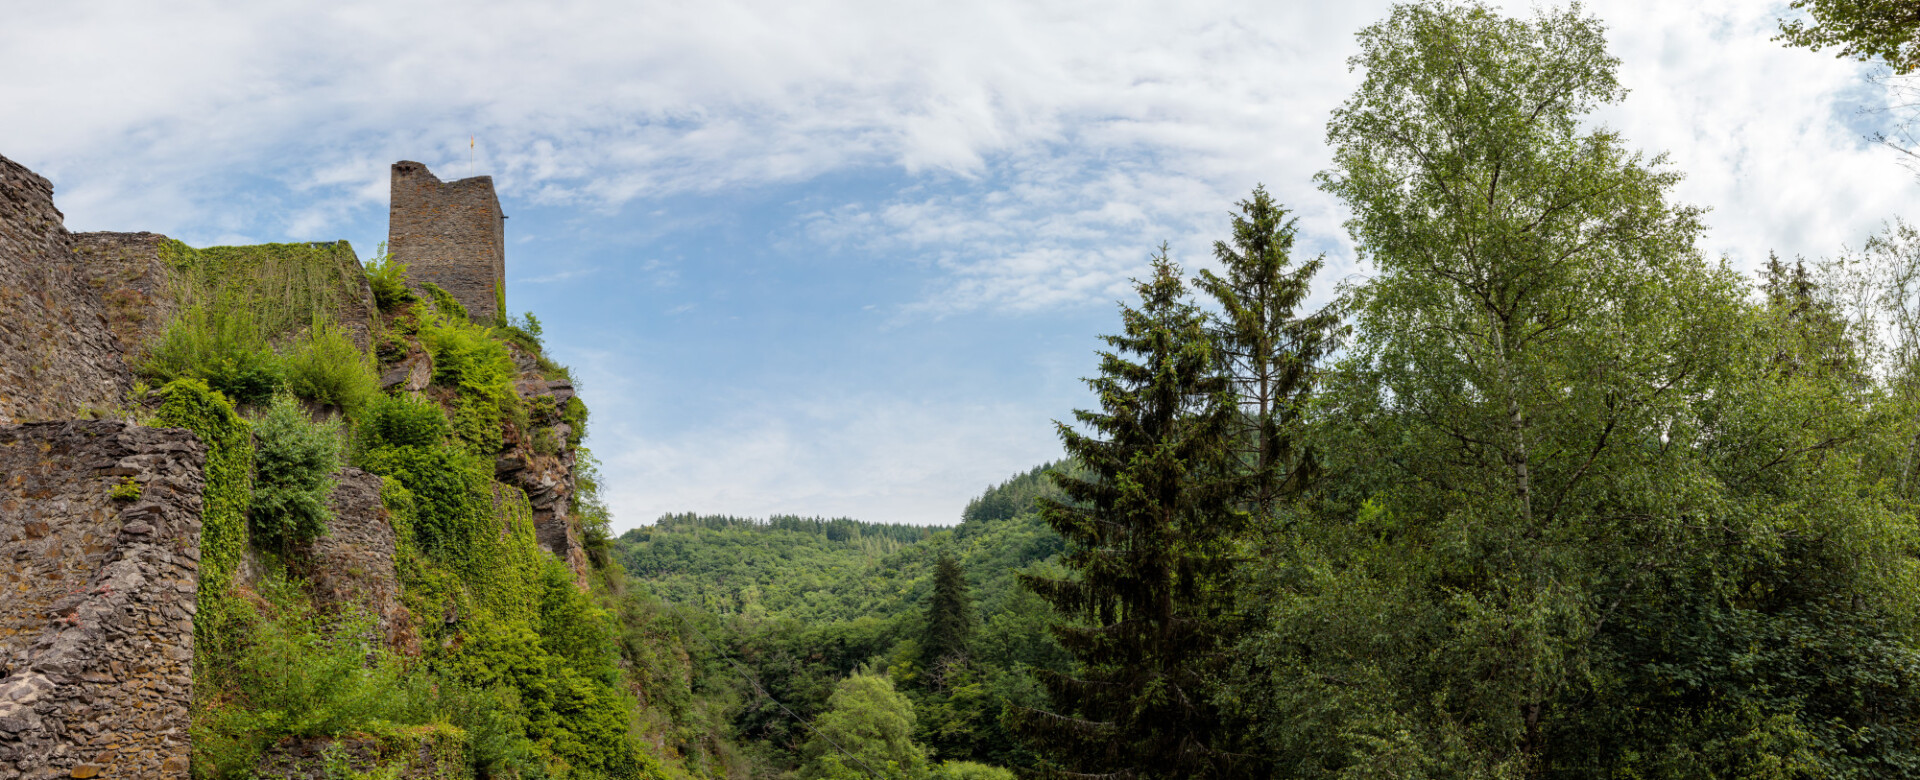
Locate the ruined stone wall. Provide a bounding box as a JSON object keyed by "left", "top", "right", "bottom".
{"left": 311, "top": 241, "right": 383, "bottom": 351}
{"left": 0, "top": 155, "right": 136, "bottom": 423}
{"left": 387, "top": 161, "right": 505, "bottom": 323}
{"left": 0, "top": 421, "right": 206, "bottom": 780}
{"left": 69, "top": 233, "right": 179, "bottom": 371}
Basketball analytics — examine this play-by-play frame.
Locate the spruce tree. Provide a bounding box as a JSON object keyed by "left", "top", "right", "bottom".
{"left": 1015, "top": 250, "right": 1251, "bottom": 779}
{"left": 1194, "top": 185, "right": 1341, "bottom": 507}
{"left": 920, "top": 554, "right": 976, "bottom": 685}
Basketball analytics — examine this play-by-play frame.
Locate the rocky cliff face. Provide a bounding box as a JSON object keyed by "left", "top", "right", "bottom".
{"left": 502, "top": 372, "right": 588, "bottom": 584}
{"left": 295, "top": 468, "right": 418, "bottom": 656}
{"left": 69, "top": 233, "right": 180, "bottom": 370}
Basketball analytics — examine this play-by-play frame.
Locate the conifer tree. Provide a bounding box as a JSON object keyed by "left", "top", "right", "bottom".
{"left": 920, "top": 554, "right": 976, "bottom": 685}
{"left": 1015, "top": 250, "right": 1252, "bottom": 779}
{"left": 1194, "top": 185, "right": 1341, "bottom": 508}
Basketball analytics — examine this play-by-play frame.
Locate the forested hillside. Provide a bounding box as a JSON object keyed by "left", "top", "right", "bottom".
{"left": 609, "top": 465, "right": 1076, "bottom": 776}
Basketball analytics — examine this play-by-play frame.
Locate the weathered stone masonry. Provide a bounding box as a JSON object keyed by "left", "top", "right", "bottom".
{"left": 0, "top": 156, "right": 136, "bottom": 424}
{"left": 388, "top": 161, "right": 506, "bottom": 323}
{"left": 0, "top": 421, "right": 206, "bottom": 780}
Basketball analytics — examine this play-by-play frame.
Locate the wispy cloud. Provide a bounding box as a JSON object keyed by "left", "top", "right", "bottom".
{"left": 514, "top": 268, "right": 598, "bottom": 285}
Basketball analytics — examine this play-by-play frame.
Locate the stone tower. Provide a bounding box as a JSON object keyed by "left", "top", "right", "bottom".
{"left": 387, "top": 160, "right": 506, "bottom": 322}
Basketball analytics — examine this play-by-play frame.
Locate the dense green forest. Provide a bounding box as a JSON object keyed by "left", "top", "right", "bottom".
{"left": 610, "top": 466, "right": 1074, "bottom": 776}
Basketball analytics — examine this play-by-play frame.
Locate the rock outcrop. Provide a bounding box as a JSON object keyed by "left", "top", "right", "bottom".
{"left": 500, "top": 373, "right": 588, "bottom": 585}
{"left": 252, "top": 726, "right": 463, "bottom": 779}
{"left": 298, "top": 468, "right": 417, "bottom": 656}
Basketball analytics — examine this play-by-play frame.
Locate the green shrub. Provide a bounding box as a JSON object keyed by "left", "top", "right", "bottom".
{"left": 931, "top": 761, "right": 1017, "bottom": 780}
{"left": 531, "top": 426, "right": 560, "bottom": 456}
{"left": 110, "top": 476, "right": 142, "bottom": 502}
{"left": 364, "top": 250, "right": 416, "bottom": 313}
{"left": 453, "top": 394, "right": 506, "bottom": 454}
{"left": 250, "top": 396, "right": 343, "bottom": 554}
{"left": 284, "top": 321, "right": 379, "bottom": 416}
{"left": 432, "top": 683, "right": 543, "bottom": 778}
{"left": 191, "top": 575, "right": 439, "bottom": 780}
{"left": 143, "top": 303, "right": 285, "bottom": 407}
{"left": 358, "top": 444, "right": 491, "bottom": 564}
{"left": 422, "top": 316, "right": 514, "bottom": 390}
{"left": 500, "top": 313, "right": 544, "bottom": 356}
{"left": 355, "top": 393, "right": 451, "bottom": 452}
{"left": 422, "top": 283, "right": 469, "bottom": 321}
{"left": 562, "top": 396, "right": 589, "bottom": 449}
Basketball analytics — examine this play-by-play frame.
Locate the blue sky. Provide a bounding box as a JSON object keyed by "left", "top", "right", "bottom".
{"left": 5, "top": 0, "right": 1917, "bottom": 528}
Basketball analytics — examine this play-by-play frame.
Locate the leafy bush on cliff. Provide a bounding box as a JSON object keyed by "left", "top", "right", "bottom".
{"left": 249, "top": 396, "right": 343, "bottom": 554}
{"left": 283, "top": 321, "right": 379, "bottom": 416}
{"left": 191, "top": 575, "right": 442, "bottom": 780}
{"left": 143, "top": 303, "right": 285, "bottom": 407}
{"left": 363, "top": 249, "right": 416, "bottom": 313}
{"left": 355, "top": 392, "right": 451, "bottom": 451}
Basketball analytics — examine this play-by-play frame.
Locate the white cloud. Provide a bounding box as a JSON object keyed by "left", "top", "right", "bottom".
{"left": 565, "top": 341, "right": 1062, "bottom": 527}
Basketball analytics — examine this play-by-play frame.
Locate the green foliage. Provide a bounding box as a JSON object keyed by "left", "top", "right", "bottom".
{"left": 621, "top": 514, "right": 935, "bottom": 620}
{"left": 156, "top": 378, "right": 254, "bottom": 656}
{"left": 109, "top": 476, "right": 141, "bottom": 502}
{"left": 363, "top": 422, "right": 664, "bottom": 778}
{"left": 611, "top": 468, "right": 1068, "bottom": 772}
{"left": 919, "top": 556, "right": 974, "bottom": 678}
{"left": 1193, "top": 184, "right": 1340, "bottom": 507}
{"left": 364, "top": 248, "right": 417, "bottom": 313}
{"left": 957, "top": 463, "right": 1065, "bottom": 527}
{"left": 928, "top": 761, "right": 1015, "bottom": 780}
{"left": 147, "top": 239, "right": 376, "bottom": 408}
{"left": 1212, "top": 3, "right": 1920, "bottom": 777}
{"left": 1015, "top": 251, "right": 1249, "bottom": 778}
{"left": 143, "top": 303, "right": 285, "bottom": 407}
{"left": 249, "top": 395, "right": 343, "bottom": 554}
{"left": 562, "top": 396, "right": 589, "bottom": 448}
{"left": 191, "top": 576, "right": 440, "bottom": 780}
{"left": 284, "top": 320, "right": 380, "bottom": 416}
{"left": 355, "top": 392, "right": 451, "bottom": 452}
{"left": 501, "top": 312, "right": 546, "bottom": 355}
{"left": 1777, "top": 0, "right": 1920, "bottom": 72}
{"left": 799, "top": 671, "right": 928, "bottom": 780}
{"left": 148, "top": 230, "right": 673, "bottom": 778}
{"left": 359, "top": 443, "right": 493, "bottom": 567}
{"left": 161, "top": 239, "right": 369, "bottom": 345}
{"left": 418, "top": 307, "right": 514, "bottom": 391}
{"left": 573, "top": 449, "right": 615, "bottom": 568}
{"left": 408, "top": 295, "right": 522, "bottom": 456}
{"left": 423, "top": 282, "right": 470, "bottom": 321}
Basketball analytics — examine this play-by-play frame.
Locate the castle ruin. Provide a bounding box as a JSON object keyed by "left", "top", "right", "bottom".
{"left": 387, "top": 161, "right": 506, "bottom": 323}
{"left": 0, "top": 154, "right": 581, "bottom": 778}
